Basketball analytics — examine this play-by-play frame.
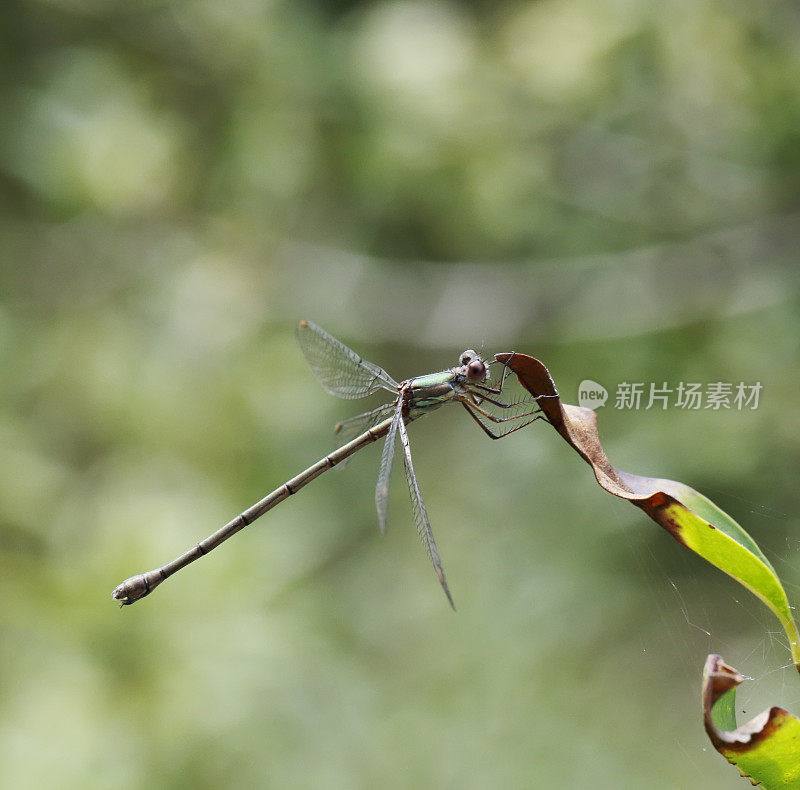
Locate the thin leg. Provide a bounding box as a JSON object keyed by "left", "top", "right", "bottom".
{"left": 458, "top": 394, "right": 542, "bottom": 424}
{"left": 460, "top": 401, "right": 546, "bottom": 440}
{"left": 481, "top": 358, "right": 560, "bottom": 401}
{"left": 473, "top": 360, "right": 512, "bottom": 395}
{"left": 472, "top": 362, "right": 560, "bottom": 409}
{"left": 472, "top": 383, "right": 559, "bottom": 401}
{"left": 463, "top": 386, "right": 541, "bottom": 410}
{"left": 469, "top": 359, "right": 512, "bottom": 407}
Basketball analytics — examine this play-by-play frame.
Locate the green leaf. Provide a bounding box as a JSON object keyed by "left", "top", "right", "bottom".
{"left": 703, "top": 655, "right": 800, "bottom": 788}
{"left": 494, "top": 352, "right": 800, "bottom": 668}
{"left": 652, "top": 485, "right": 800, "bottom": 667}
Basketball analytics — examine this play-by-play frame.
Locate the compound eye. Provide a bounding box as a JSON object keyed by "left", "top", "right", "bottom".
{"left": 460, "top": 349, "right": 477, "bottom": 366}
{"left": 467, "top": 358, "right": 486, "bottom": 381}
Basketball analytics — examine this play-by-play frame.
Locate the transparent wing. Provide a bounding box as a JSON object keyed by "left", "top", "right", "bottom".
{"left": 297, "top": 320, "right": 399, "bottom": 399}
{"left": 397, "top": 416, "right": 455, "bottom": 609}
{"left": 374, "top": 405, "right": 402, "bottom": 533}
{"left": 332, "top": 403, "right": 396, "bottom": 472}
{"left": 334, "top": 404, "right": 396, "bottom": 443}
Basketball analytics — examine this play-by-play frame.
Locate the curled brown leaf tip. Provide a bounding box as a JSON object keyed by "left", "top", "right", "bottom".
{"left": 494, "top": 352, "right": 696, "bottom": 506}
{"left": 702, "top": 654, "right": 793, "bottom": 754}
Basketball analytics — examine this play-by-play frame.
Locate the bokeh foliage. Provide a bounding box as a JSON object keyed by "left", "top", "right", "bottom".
{"left": 1, "top": 1, "right": 800, "bottom": 788}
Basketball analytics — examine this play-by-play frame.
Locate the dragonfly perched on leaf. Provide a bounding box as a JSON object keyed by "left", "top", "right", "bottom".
{"left": 112, "top": 320, "right": 552, "bottom": 608}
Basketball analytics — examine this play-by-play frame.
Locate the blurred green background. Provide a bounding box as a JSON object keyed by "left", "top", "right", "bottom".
{"left": 2, "top": 1, "right": 800, "bottom": 788}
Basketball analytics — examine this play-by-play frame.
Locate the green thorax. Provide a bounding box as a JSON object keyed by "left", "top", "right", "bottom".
{"left": 406, "top": 371, "right": 458, "bottom": 416}
{"left": 408, "top": 370, "right": 457, "bottom": 389}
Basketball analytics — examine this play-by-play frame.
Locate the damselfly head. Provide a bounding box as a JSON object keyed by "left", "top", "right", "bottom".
{"left": 458, "top": 349, "right": 488, "bottom": 383}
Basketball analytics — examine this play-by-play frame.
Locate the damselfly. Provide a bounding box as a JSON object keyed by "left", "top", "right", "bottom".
{"left": 112, "top": 320, "right": 548, "bottom": 608}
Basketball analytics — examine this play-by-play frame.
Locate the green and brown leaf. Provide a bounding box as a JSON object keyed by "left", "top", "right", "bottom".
{"left": 494, "top": 351, "right": 800, "bottom": 669}
{"left": 703, "top": 654, "right": 800, "bottom": 788}
{"left": 496, "top": 351, "right": 800, "bottom": 784}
